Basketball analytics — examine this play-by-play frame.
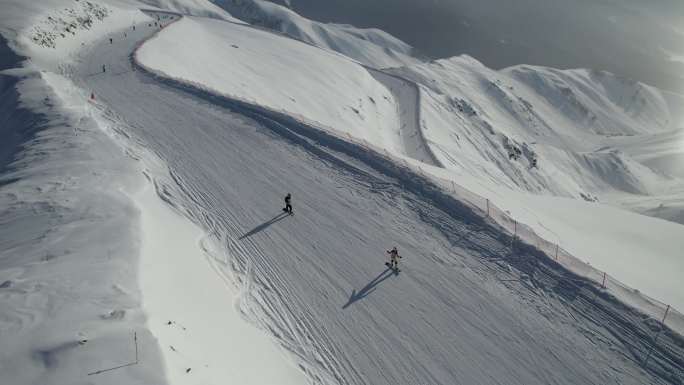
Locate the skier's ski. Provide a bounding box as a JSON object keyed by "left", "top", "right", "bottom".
{"left": 384, "top": 262, "right": 400, "bottom": 273}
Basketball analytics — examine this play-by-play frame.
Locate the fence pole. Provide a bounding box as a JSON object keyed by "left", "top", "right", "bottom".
{"left": 601, "top": 272, "right": 606, "bottom": 289}
{"left": 644, "top": 304, "right": 671, "bottom": 366}
{"left": 451, "top": 181, "right": 455, "bottom": 193}
{"left": 134, "top": 331, "right": 138, "bottom": 364}
{"left": 662, "top": 304, "right": 671, "bottom": 324}
{"left": 486, "top": 199, "right": 489, "bottom": 216}
{"left": 555, "top": 244, "right": 558, "bottom": 261}
{"left": 511, "top": 220, "right": 517, "bottom": 249}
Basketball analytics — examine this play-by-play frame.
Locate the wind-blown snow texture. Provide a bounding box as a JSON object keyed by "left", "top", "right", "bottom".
{"left": 0, "top": 31, "right": 166, "bottom": 385}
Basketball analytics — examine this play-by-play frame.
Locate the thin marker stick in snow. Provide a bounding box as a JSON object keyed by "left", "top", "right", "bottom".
{"left": 511, "top": 221, "right": 517, "bottom": 250}
{"left": 644, "top": 304, "right": 671, "bottom": 366}
{"left": 87, "top": 332, "right": 139, "bottom": 375}
{"left": 662, "top": 304, "right": 671, "bottom": 324}
{"left": 601, "top": 272, "right": 606, "bottom": 289}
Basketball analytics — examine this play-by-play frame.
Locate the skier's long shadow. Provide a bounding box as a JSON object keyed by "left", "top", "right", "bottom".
{"left": 342, "top": 267, "right": 394, "bottom": 309}
{"left": 239, "top": 212, "right": 289, "bottom": 240}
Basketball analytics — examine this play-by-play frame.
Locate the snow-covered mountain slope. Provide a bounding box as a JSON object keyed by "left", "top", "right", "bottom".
{"left": 137, "top": 0, "right": 234, "bottom": 19}
{"left": 475, "top": 186, "right": 684, "bottom": 314}
{"left": 389, "top": 56, "right": 684, "bottom": 308}
{"left": 211, "top": 0, "right": 419, "bottom": 68}
{"left": 2, "top": 0, "right": 684, "bottom": 384}
{"left": 136, "top": 16, "right": 404, "bottom": 153}
{"left": 0, "top": 33, "right": 165, "bottom": 385}
{"left": 83, "top": 18, "right": 683, "bottom": 383}
{"left": 1, "top": 2, "right": 306, "bottom": 384}
{"left": 136, "top": 11, "right": 684, "bottom": 314}
{"left": 388, "top": 57, "right": 684, "bottom": 219}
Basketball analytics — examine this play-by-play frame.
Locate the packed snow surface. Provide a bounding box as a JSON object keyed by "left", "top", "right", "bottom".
{"left": 136, "top": 180, "right": 305, "bottom": 384}
{"left": 137, "top": 11, "right": 684, "bottom": 316}
{"left": 1, "top": 0, "right": 684, "bottom": 384}
{"left": 94, "top": 12, "right": 683, "bottom": 384}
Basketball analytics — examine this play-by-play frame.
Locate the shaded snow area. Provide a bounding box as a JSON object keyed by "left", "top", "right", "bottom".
{"left": 0, "top": 38, "right": 165, "bottom": 384}
{"left": 1, "top": 0, "right": 684, "bottom": 384}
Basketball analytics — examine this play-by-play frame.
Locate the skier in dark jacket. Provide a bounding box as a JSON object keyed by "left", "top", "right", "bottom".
{"left": 284, "top": 193, "right": 292, "bottom": 214}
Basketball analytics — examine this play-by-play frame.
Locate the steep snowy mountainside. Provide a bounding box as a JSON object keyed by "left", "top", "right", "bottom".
{"left": 609, "top": 128, "right": 684, "bottom": 180}
{"left": 137, "top": 0, "right": 235, "bottom": 19}
{"left": 211, "top": 0, "right": 420, "bottom": 68}
{"left": 505, "top": 65, "right": 671, "bottom": 136}
{"left": 389, "top": 56, "right": 684, "bottom": 217}
{"left": 662, "top": 90, "right": 684, "bottom": 129}
{"left": 136, "top": 16, "right": 404, "bottom": 152}
{"left": 1, "top": 0, "right": 155, "bottom": 70}
{"left": 0, "top": 0, "right": 235, "bottom": 68}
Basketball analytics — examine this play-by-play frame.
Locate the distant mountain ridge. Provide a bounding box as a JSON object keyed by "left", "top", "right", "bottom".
{"left": 211, "top": 0, "right": 421, "bottom": 68}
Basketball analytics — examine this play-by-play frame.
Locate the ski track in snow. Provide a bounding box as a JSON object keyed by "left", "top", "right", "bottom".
{"left": 75, "top": 13, "right": 684, "bottom": 385}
